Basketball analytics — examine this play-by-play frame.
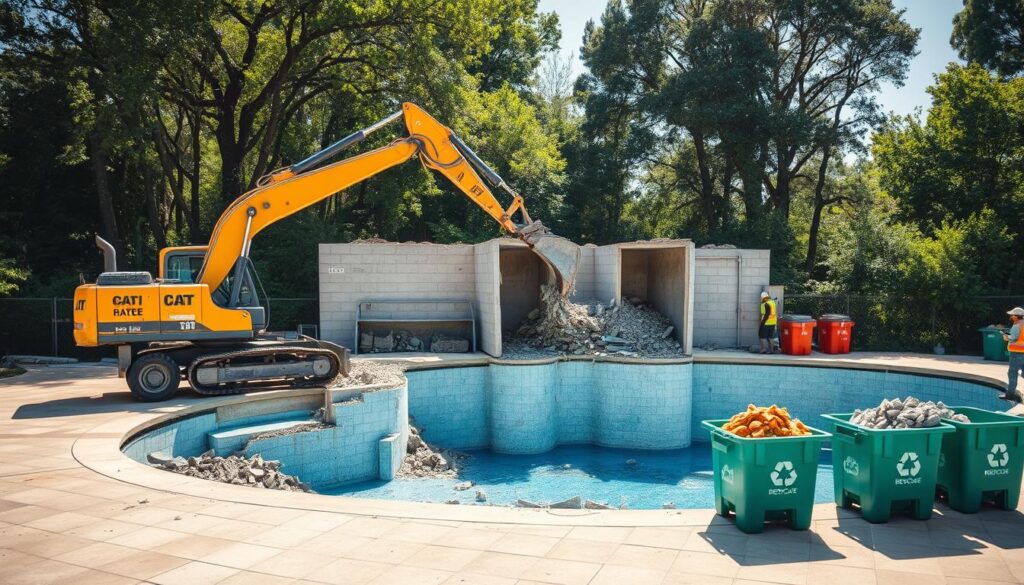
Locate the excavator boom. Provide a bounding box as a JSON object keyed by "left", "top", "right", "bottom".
{"left": 198, "top": 102, "right": 579, "bottom": 295}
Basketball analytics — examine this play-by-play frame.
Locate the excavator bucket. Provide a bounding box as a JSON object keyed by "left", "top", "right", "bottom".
{"left": 519, "top": 221, "right": 581, "bottom": 296}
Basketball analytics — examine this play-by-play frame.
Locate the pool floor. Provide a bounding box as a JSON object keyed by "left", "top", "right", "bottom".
{"left": 323, "top": 444, "right": 836, "bottom": 509}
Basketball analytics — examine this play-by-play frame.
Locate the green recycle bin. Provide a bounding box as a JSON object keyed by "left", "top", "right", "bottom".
{"left": 702, "top": 419, "right": 830, "bottom": 534}
{"left": 979, "top": 326, "right": 1010, "bottom": 362}
{"left": 936, "top": 406, "right": 1024, "bottom": 513}
{"left": 823, "top": 413, "right": 954, "bottom": 523}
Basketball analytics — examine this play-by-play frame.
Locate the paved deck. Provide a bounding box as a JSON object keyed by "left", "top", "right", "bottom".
{"left": 1, "top": 353, "right": 1023, "bottom": 584}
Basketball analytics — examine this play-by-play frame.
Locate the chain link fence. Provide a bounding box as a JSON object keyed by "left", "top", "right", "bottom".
{"left": 0, "top": 297, "right": 319, "bottom": 361}
{"left": 783, "top": 294, "right": 1024, "bottom": 354}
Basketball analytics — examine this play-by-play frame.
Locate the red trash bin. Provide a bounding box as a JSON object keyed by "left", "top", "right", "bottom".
{"left": 778, "top": 314, "right": 816, "bottom": 355}
{"left": 817, "top": 314, "right": 854, "bottom": 354}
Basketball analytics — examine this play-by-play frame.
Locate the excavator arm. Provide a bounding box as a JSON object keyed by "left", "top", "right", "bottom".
{"left": 197, "top": 102, "right": 579, "bottom": 300}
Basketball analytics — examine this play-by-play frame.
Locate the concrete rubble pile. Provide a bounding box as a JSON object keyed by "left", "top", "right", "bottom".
{"left": 850, "top": 396, "right": 970, "bottom": 429}
{"left": 331, "top": 360, "right": 406, "bottom": 388}
{"left": 503, "top": 284, "right": 683, "bottom": 358}
{"left": 359, "top": 330, "right": 470, "bottom": 354}
{"left": 397, "top": 419, "right": 465, "bottom": 479}
{"left": 148, "top": 450, "right": 313, "bottom": 492}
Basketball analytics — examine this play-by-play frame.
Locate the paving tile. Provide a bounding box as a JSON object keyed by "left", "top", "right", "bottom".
{"left": 249, "top": 548, "right": 338, "bottom": 578}
{"left": 217, "top": 571, "right": 294, "bottom": 585}
{"left": 158, "top": 534, "right": 235, "bottom": 560}
{"left": 198, "top": 541, "right": 283, "bottom": 569}
{"left": 435, "top": 526, "right": 507, "bottom": 550}
{"left": 63, "top": 518, "right": 143, "bottom": 541}
{"left": 97, "top": 549, "right": 190, "bottom": 580}
{"left": 302, "top": 531, "right": 373, "bottom": 556}
{"left": 51, "top": 568, "right": 140, "bottom": 585}
{"left": 442, "top": 573, "right": 516, "bottom": 585}
{"left": 382, "top": 521, "right": 455, "bottom": 543}
{"left": 149, "top": 560, "right": 240, "bottom": 585}
{"left": 805, "top": 564, "right": 878, "bottom": 585}
{"left": 662, "top": 572, "right": 735, "bottom": 585}
{"left": 53, "top": 541, "right": 139, "bottom": 569}
{"left": 668, "top": 550, "right": 743, "bottom": 578}
{"left": 876, "top": 573, "right": 946, "bottom": 585}
{"left": 243, "top": 525, "right": 319, "bottom": 548}
{"left": 735, "top": 559, "right": 809, "bottom": 585}
{"left": 588, "top": 563, "right": 666, "bottom": 585}
{"left": 366, "top": 564, "right": 452, "bottom": 585}
{"left": 3, "top": 558, "right": 90, "bottom": 585}
{"left": 937, "top": 554, "right": 1015, "bottom": 582}
{"left": 517, "top": 557, "right": 601, "bottom": 585}
{"left": 486, "top": 532, "right": 560, "bottom": 556}
{"left": 462, "top": 551, "right": 540, "bottom": 579}
{"left": 304, "top": 557, "right": 393, "bottom": 585}
{"left": 624, "top": 526, "right": 694, "bottom": 549}
{"left": 545, "top": 538, "right": 619, "bottom": 563}
{"left": 107, "top": 526, "right": 184, "bottom": 550}
{"left": 404, "top": 544, "right": 482, "bottom": 571}
{"left": 24, "top": 510, "right": 96, "bottom": 532}
{"left": 342, "top": 537, "right": 426, "bottom": 564}
{"left": 280, "top": 510, "right": 353, "bottom": 532}
{"left": 606, "top": 543, "right": 679, "bottom": 571}
{"left": 564, "top": 526, "right": 633, "bottom": 543}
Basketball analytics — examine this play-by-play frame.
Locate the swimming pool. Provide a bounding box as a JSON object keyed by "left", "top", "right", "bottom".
{"left": 323, "top": 443, "right": 835, "bottom": 509}
{"left": 121, "top": 359, "right": 1008, "bottom": 508}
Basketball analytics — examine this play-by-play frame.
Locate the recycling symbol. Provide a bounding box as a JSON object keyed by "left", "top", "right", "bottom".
{"left": 770, "top": 461, "right": 797, "bottom": 487}
{"left": 988, "top": 444, "right": 1009, "bottom": 468}
{"left": 721, "top": 464, "right": 735, "bottom": 484}
{"left": 843, "top": 456, "right": 859, "bottom": 476}
{"left": 897, "top": 452, "right": 921, "bottom": 477}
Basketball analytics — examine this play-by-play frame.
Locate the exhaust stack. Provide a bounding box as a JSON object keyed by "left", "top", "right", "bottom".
{"left": 95, "top": 235, "right": 117, "bottom": 272}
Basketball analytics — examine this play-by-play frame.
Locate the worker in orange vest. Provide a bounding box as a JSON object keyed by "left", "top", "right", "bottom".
{"left": 1002, "top": 307, "right": 1024, "bottom": 402}
{"left": 759, "top": 291, "right": 778, "bottom": 354}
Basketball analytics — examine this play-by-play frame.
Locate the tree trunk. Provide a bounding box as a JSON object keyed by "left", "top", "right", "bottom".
{"left": 804, "top": 149, "right": 833, "bottom": 274}
{"left": 691, "top": 130, "right": 718, "bottom": 231}
{"left": 87, "top": 132, "right": 122, "bottom": 256}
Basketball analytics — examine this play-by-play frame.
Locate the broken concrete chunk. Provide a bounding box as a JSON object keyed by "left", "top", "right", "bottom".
{"left": 453, "top": 481, "right": 473, "bottom": 491}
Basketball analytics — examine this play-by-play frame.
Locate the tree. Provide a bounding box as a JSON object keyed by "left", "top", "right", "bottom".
{"left": 874, "top": 64, "right": 1024, "bottom": 236}
{"left": 952, "top": 0, "right": 1024, "bottom": 77}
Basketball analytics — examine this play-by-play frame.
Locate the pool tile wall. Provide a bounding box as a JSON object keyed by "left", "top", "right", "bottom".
{"left": 122, "top": 413, "right": 217, "bottom": 462}
{"left": 406, "top": 361, "right": 694, "bottom": 453}
{"left": 247, "top": 384, "right": 408, "bottom": 487}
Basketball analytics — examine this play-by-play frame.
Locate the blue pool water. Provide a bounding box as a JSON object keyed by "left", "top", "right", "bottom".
{"left": 323, "top": 444, "right": 835, "bottom": 509}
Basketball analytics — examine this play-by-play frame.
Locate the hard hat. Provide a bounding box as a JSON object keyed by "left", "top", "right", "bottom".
{"left": 760, "top": 291, "right": 770, "bottom": 299}
{"left": 1008, "top": 307, "right": 1024, "bottom": 317}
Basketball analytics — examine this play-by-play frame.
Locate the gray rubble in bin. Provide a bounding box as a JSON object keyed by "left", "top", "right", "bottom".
{"left": 148, "top": 450, "right": 313, "bottom": 492}
{"left": 502, "top": 285, "right": 684, "bottom": 359}
{"left": 359, "top": 330, "right": 470, "bottom": 354}
{"left": 850, "top": 396, "right": 970, "bottom": 429}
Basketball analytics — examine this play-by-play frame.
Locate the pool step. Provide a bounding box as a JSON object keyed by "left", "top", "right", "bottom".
{"left": 207, "top": 418, "right": 316, "bottom": 456}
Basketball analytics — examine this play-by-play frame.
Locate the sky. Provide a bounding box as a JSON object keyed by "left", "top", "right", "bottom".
{"left": 537, "top": 0, "right": 964, "bottom": 119}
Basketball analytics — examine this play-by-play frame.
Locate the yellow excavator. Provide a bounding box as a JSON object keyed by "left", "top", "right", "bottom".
{"left": 73, "top": 103, "right": 580, "bottom": 401}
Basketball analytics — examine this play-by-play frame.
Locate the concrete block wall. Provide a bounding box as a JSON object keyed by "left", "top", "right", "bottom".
{"left": 570, "top": 245, "right": 597, "bottom": 303}
{"left": 593, "top": 245, "right": 620, "bottom": 306}
{"left": 319, "top": 243, "right": 476, "bottom": 350}
{"left": 693, "top": 248, "right": 771, "bottom": 348}
{"left": 473, "top": 241, "right": 501, "bottom": 356}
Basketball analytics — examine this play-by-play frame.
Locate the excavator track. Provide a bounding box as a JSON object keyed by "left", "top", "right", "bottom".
{"left": 186, "top": 346, "right": 341, "bottom": 396}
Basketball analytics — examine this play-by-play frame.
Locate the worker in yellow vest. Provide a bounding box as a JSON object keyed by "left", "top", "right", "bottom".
{"left": 759, "top": 291, "right": 778, "bottom": 354}
{"left": 1002, "top": 307, "right": 1024, "bottom": 402}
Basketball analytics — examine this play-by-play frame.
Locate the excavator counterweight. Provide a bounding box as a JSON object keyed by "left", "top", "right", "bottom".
{"left": 73, "top": 102, "right": 580, "bottom": 401}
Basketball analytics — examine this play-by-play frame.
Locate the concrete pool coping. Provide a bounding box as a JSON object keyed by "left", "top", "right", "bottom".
{"left": 67, "top": 350, "right": 1022, "bottom": 527}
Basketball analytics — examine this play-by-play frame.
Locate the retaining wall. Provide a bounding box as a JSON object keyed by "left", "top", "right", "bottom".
{"left": 693, "top": 248, "right": 771, "bottom": 348}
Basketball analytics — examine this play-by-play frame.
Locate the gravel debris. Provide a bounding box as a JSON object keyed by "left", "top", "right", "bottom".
{"left": 331, "top": 360, "right": 406, "bottom": 388}
{"left": 502, "top": 285, "right": 684, "bottom": 359}
{"left": 850, "top": 397, "right": 970, "bottom": 429}
{"left": 149, "top": 450, "right": 312, "bottom": 492}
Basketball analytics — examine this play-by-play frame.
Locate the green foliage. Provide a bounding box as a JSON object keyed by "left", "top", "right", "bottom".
{"left": 952, "top": 0, "right": 1024, "bottom": 77}
{"left": 874, "top": 64, "right": 1024, "bottom": 251}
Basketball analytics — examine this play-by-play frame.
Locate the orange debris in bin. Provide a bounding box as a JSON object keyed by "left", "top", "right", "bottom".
{"left": 723, "top": 404, "right": 812, "bottom": 438}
